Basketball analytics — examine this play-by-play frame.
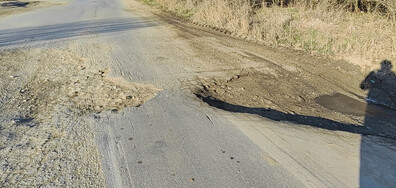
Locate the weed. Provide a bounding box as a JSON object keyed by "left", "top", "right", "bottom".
{"left": 138, "top": 0, "right": 396, "bottom": 70}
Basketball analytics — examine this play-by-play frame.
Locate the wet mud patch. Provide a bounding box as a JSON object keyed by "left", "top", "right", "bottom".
{"left": 1, "top": 1, "right": 30, "bottom": 7}
{"left": 0, "top": 48, "right": 160, "bottom": 187}
{"left": 194, "top": 68, "right": 396, "bottom": 139}
{"left": 315, "top": 93, "right": 390, "bottom": 117}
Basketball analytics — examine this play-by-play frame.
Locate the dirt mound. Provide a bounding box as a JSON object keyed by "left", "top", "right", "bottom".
{"left": 0, "top": 48, "right": 160, "bottom": 187}
{"left": 194, "top": 68, "right": 396, "bottom": 139}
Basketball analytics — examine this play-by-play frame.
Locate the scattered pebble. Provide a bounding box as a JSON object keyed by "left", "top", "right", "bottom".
{"left": 230, "top": 157, "right": 234, "bottom": 160}
{"left": 128, "top": 138, "right": 133, "bottom": 141}
{"left": 137, "top": 161, "right": 143, "bottom": 164}
{"left": 189, "top": 178, "right": 195, "bottom": 183}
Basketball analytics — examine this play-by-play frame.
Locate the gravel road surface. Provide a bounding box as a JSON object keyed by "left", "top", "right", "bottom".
{"left": 0, "top": 0, "right": 395, "bottom": 187}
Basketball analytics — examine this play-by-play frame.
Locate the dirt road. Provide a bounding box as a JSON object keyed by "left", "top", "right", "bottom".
{"left": 0, "top": 0, "right": 395, "bottom": 187}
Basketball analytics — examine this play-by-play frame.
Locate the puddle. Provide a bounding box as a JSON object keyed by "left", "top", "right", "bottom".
{"left": 1, "top": 2, "right": 29, "bottom": 7}
{"left": 315, "top": 93, "right": 389, "bottom": 117}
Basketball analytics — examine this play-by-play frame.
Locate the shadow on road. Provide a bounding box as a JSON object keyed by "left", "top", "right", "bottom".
{"left": 196, "top": 60, "right": 396, "bottom": 186}
{"left": 359, "top": 60, "right": 396, "bottom": 187}
{"left": 0, "top": 18, "right": 157, "bottom": 47}
{"left": 195, "top": 93, "right": 396, "bottom": 140}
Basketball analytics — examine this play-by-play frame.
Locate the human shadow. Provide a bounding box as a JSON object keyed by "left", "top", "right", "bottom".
{"left": 0, "top": 18, "right": 157, "bottom": 47}
{"left": 196, "top": 60, "right": 396, "bottom": 186}
{"left": 359, "top": 60, "right": 396, "bottom": 187}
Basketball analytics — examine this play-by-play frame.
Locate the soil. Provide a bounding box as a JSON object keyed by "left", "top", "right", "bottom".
{"left": 0, "top": 48, "right": 159, "bottom": 187}
{"left": 194, "top": 67, "right": 396, "bottom": 139}
{"left": 148, "top": 9, "right": 396, "bottom": 140}
{"left": 0, "top": 0, "right": 394, "bottom": 186}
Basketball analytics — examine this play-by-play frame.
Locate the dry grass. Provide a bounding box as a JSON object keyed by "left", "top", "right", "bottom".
{"left": 251, "top": 3, "right": 396, "bottom": 70}
{"left": 139, "top": 0, "right": 396, "bottom": 70}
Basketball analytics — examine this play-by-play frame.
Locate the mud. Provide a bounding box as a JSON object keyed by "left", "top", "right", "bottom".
{"left": 0, "top": 48, "right": 159, "bottom": 187}
{"left": 194, "top": 68, "right": 396, "bottom": 139}
{"left": 153, "top": 6, "right": 396, "bottom": 140}
{"left": 315, "top": 93, "right": 391, "bottom": 117}
{"left": 1, "top": 1, "right": 30, "bottom": 7}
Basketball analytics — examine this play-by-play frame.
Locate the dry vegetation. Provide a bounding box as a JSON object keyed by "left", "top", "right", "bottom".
{"left": 140, "top": 0, "right": 396, "bottom": 70}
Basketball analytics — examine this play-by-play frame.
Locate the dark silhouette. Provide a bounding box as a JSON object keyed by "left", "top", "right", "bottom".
{"left": 196, "top": 60, "right": 396, "bottom": 186}
{"left": 359, "top": 60, "right": 396, "bottom": 138}
{"left": 360, "top": 60, "right": 396, "bottom": 109}
{"left": 359, "top": 60, "right": 396, "bottom": 187}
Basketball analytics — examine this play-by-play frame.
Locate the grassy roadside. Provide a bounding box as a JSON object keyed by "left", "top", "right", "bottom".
{"left": 137, "top": 0, "right": 396, "bottom": 71}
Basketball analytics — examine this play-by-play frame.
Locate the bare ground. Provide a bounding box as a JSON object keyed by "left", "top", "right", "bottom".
{"left": 0, "top": 0, "right": 394, "bottom": 186}
{"left": 146, "top": 8, "right": 396, "bottom": 140}
{"left": 194, "top": 66, "right": 396, "bottom": 139}
{"left": 0, "top": 47, "right": 159, "bottom": 187}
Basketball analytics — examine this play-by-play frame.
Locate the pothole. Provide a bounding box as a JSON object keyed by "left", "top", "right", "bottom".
{"left": 192, "top": 69, "right": 396, "bottom": 139}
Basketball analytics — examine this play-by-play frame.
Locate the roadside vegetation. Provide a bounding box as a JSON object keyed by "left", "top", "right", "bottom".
{"left": 139, "top": 0, "right": 396, "bottom": 70}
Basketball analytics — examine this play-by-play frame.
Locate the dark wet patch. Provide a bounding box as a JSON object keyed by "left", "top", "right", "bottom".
{"left": 315, "top": 93, "right": 391, "bottom": 117}
{"left": 1, "top": 1, "right": 29, "bottom": 8}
